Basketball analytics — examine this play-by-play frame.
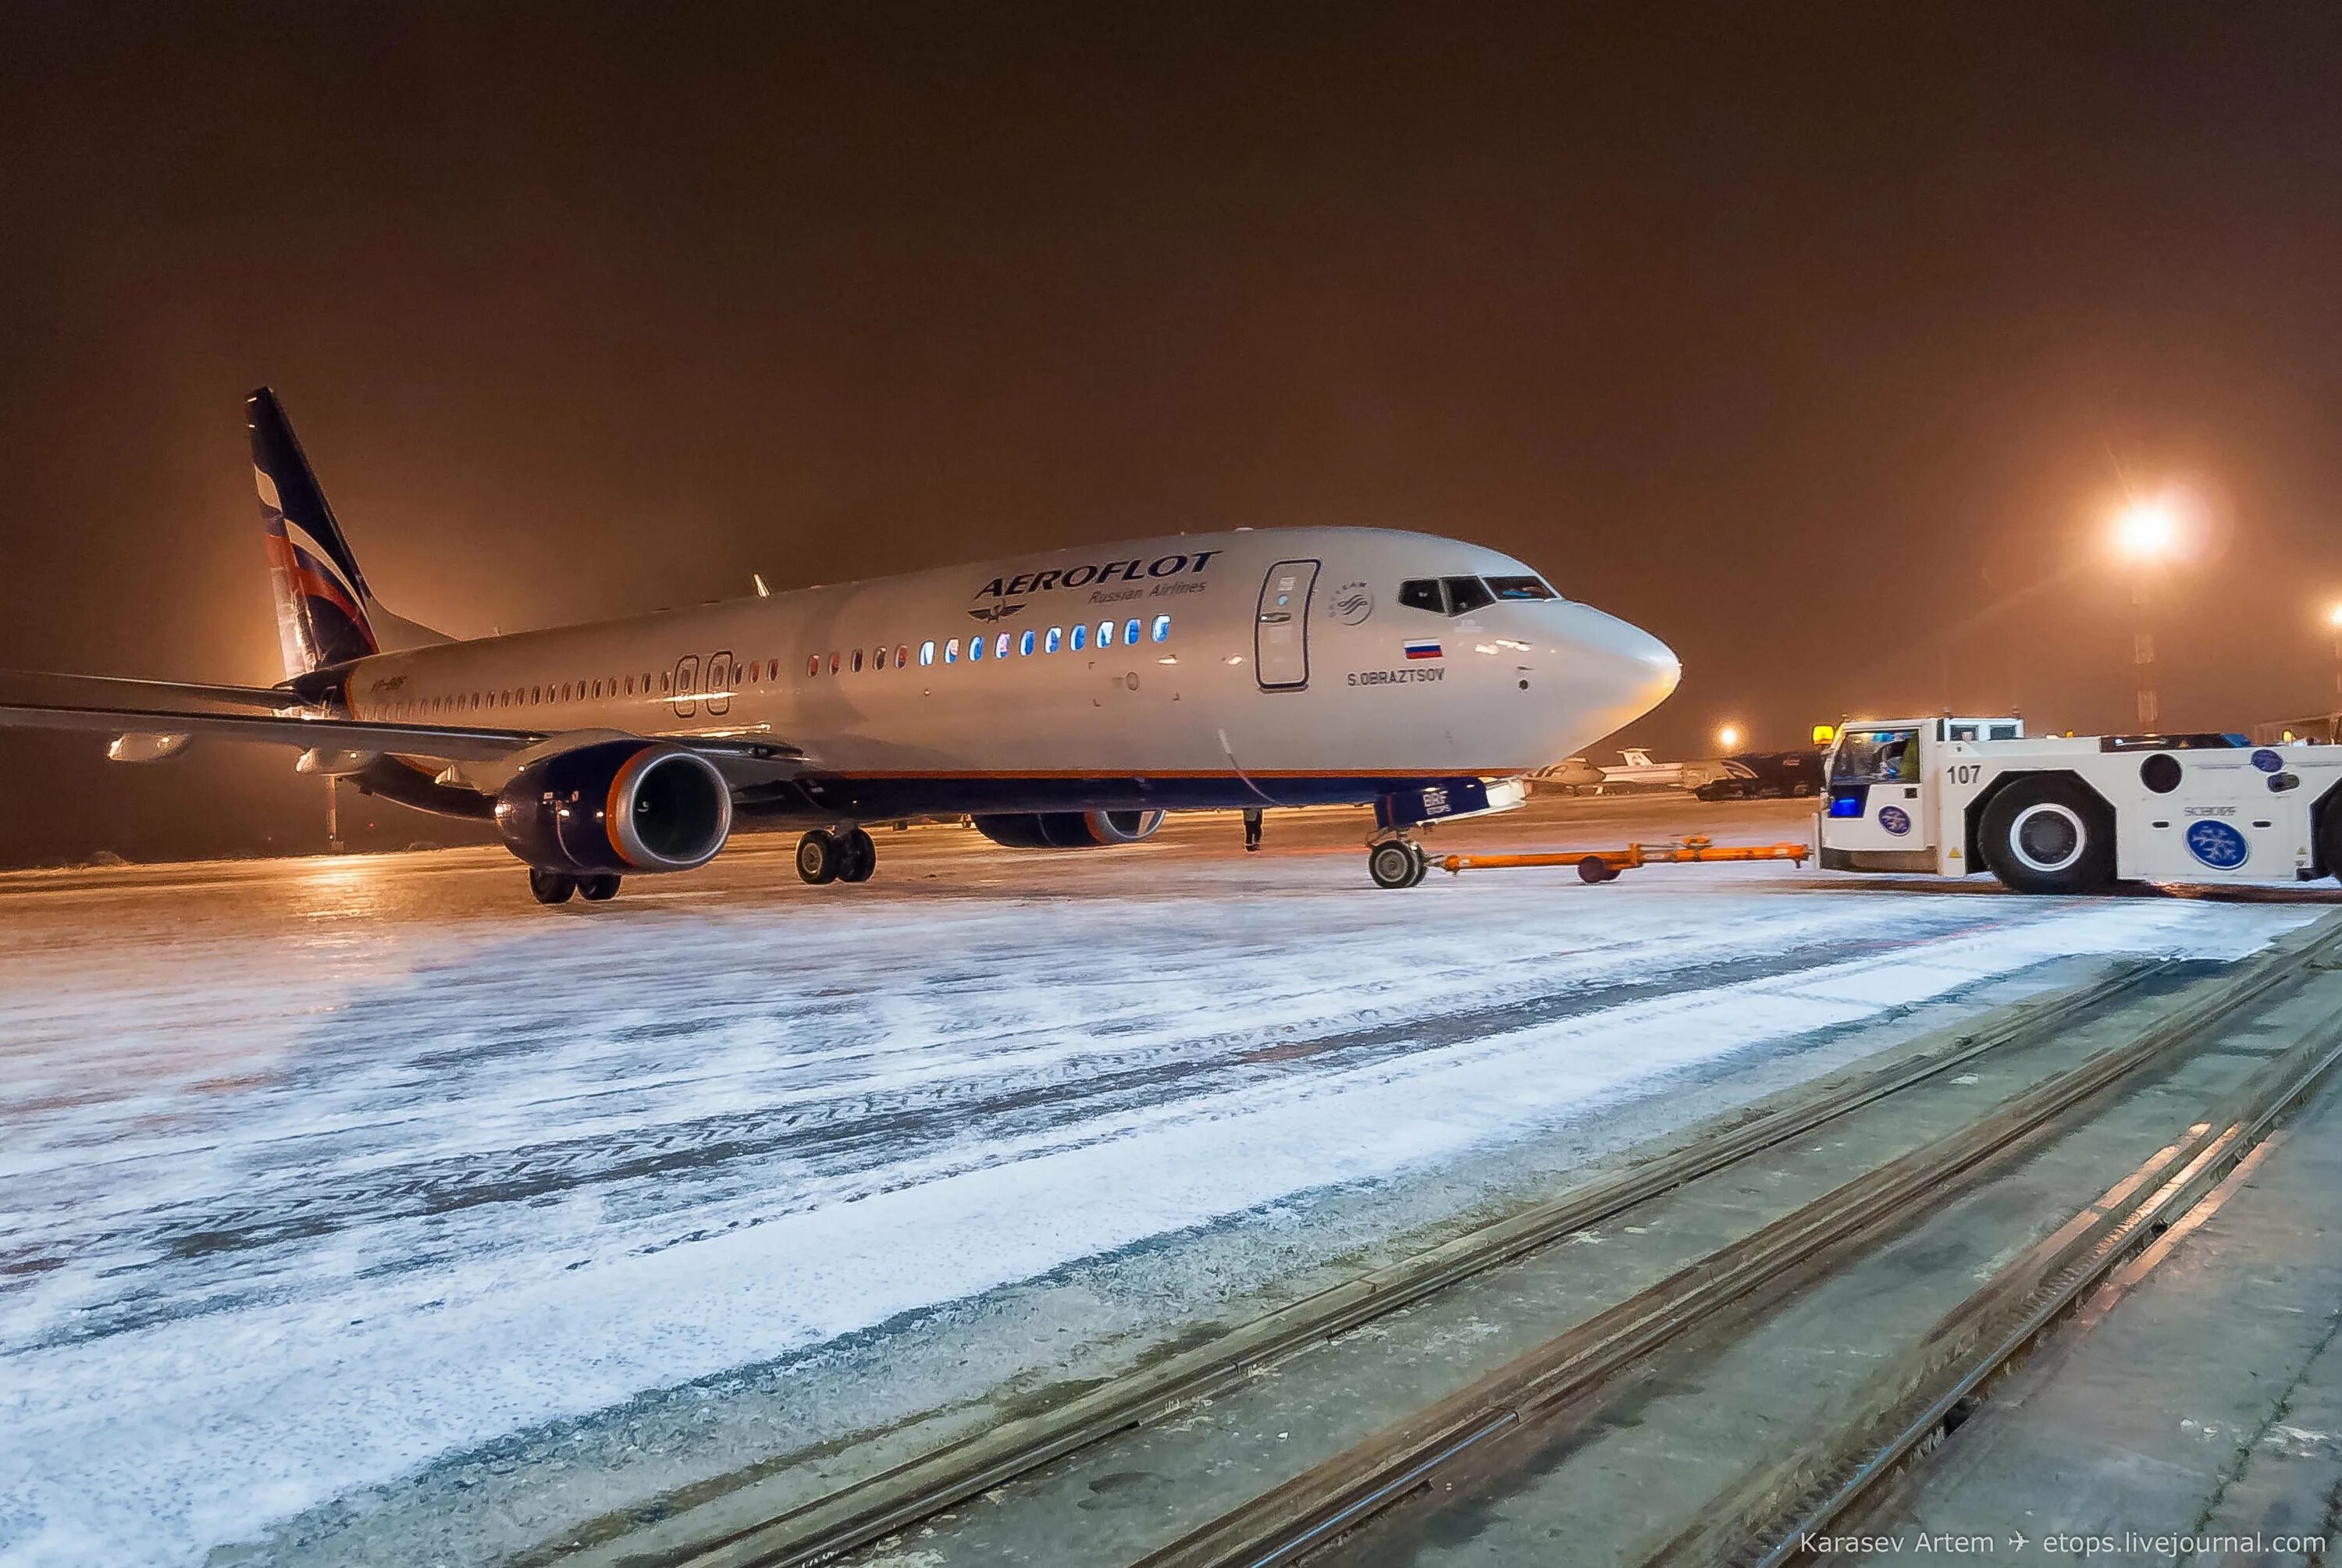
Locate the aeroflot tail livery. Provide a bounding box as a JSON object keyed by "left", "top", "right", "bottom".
{"left": 0, "top": 390, "right": 1681, "bottom": 901}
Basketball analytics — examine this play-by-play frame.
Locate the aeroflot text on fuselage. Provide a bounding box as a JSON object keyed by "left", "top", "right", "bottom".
{"left": 973, "top": 550, "right": 1222, "bottom": 599}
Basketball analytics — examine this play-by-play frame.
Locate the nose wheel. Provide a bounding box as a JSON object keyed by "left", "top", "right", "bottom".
{"left": 1368, "top": 837, "right": 1430, "bottom": 889}
{"left": 798, "top": 827, "right": 877, "bottom": 885}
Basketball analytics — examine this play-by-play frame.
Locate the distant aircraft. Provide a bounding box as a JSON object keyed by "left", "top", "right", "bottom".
{"left": 1531, "top": 748, "right": 1727, "bottom": 795}
{"left": 0, "top": 390, "right": 1681, "bottom": 901}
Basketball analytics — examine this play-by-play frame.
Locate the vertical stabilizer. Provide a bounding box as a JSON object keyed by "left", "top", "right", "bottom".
{"left": 249, "top": 387, "right": 446, "bottom": 677}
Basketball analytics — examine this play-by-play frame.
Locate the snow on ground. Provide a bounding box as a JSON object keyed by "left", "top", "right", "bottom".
{"left": 0, "top": 808, "right": 2323, "bottom": 1566}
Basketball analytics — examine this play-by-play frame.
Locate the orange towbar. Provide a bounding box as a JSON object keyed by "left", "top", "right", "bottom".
{"left": 1434, "top": 835, "right": 1810, "bottom": 884}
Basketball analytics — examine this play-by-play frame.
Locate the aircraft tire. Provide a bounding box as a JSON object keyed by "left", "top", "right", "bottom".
{"left": 1978, "top": 776, "right": 2114, "bottom": 894}
{"left": 1369, "top": 841, "right": 1420, "bottom": 889}
{"left": 529, "top": 869, "right": 577, "bottom": 905}
{"left": 838, "top": 827, "right": 877, "bottom": 884}
{"left": 578, "top": 874, "right": 621, "bottom": 901}
{"left": 796, "top": 830, "right": 842, "bottom": 885}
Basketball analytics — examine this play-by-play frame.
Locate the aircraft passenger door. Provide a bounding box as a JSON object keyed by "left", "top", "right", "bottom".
{"left": 1255, "top": 560, "right": 1319, "bottom": 691}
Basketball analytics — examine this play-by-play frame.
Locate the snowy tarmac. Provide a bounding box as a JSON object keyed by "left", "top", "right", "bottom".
{"left": 0, "top": 796, "right": 2327, "bottom": 1566}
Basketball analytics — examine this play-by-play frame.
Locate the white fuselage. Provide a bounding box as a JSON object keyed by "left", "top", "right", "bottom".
{"left": 336, "top": 527, "right": 1680, "bottom": 823}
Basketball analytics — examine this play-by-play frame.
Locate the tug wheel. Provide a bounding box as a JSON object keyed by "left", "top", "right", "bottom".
{"left": 1979, "top": 776, "right": 2114, "bottom": 894}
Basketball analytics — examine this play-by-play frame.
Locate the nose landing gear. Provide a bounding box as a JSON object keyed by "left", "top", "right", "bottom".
{"left": 797, "top": 827, "right": 877, "bottom": 885}
{"left": 1368, "top": 837, "right": 1429, "bottom": 889}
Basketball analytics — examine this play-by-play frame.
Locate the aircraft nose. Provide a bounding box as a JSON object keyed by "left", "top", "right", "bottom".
{"left": 1539, "top": 603, "right": 1682, "bottom": 751}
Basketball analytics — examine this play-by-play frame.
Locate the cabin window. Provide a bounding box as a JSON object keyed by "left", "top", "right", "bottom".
{"left": 1124, "top": 617, "right": 1142, "bottom": 645}
{"left": 1070, "top": 624, "right": 1087, "bottom": 652}
{"left": 829, "top": 652, "right": 840, "bottom": 674}
{"left": 1019, "top": 629, "right": 1036, "bottom": 656}
{"left": 945, "top": 638, "right": 960, "bottom": 663}
{"left": 806, "top": 655, "right": 819, "bottom": 677}
{"left": 644, "top": 671, "right": 654, "bottom": 690}
{"left": 920, "top": 641, "right": 935, "bottom": 667}
{"left": 1098, "top": 620, "right": 1115, "bottom": 647}
{"left": 852, "top": 649, "right": 863, "bottom": 673}
{"left": 590, "top": 680, "right": 601, "bottom": 699}
{"left": 1151, "top": 614, "right": 1171, "bottom": 642}
{"left": 996, "top": 632, "right": 1010, "bottom": 658}
{"left": 1045, "top": 627, "right": 1062, "bottom": 653}
{"left": 531, "top": 686, "right": 541, "bottom": 704}
{"left": 969, "top": 634, "right": 984, "bottom": 662}
{"left": 1397, "top": 578, "right": 1445, "bottom": 613}
{"left": 896, "top": 644, "right": 909, "bottom": 667}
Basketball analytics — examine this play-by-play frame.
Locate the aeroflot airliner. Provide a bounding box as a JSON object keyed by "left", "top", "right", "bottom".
{"left": 0, "top": 390, "right": 1681, "bottom": 901}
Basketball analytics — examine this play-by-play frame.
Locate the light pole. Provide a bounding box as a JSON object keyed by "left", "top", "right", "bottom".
{"left": 2112, "top": 497, "right": 2181, "bottom": 731}
{"left": 2327, "top": 603, "right": 2342, "bottom": 720}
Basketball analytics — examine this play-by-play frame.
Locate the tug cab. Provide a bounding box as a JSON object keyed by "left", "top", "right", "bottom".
{"left": 1817, "top": 716, "right": 2342, "bottom": 893}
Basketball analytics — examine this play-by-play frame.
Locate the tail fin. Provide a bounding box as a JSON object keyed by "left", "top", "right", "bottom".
{"left": 249, "top": 387, "right": 448, "bottom": 678}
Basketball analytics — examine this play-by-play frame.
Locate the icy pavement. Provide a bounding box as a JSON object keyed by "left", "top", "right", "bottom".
{"left": 0, "top": 800, "right": 2326, "bottom": 1566}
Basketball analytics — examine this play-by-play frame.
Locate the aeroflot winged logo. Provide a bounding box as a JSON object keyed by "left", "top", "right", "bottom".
{"left": 972, "top": 549, "right": 1223, "bottom": 613}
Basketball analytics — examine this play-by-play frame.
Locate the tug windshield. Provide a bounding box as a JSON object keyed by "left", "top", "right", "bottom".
{"left": 1830, "top": 727, "right": 1921, "bottom": 784}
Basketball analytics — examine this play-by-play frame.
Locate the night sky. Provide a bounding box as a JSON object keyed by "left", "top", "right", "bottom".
{"left": 5, "top": 5, "right": 2341, "bottom": 865}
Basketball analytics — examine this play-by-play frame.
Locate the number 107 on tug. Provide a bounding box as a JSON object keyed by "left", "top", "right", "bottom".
{"left": 1817, "top": 716, "right": 2342, "bottom": 893}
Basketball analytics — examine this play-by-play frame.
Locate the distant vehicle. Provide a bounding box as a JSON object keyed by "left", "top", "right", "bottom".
{"left": 0, "top": 389, "right": 1683, "bottom": 901}
{"left": 1693, "top": 749, "right": 1824, "bottom": 801}
{"left": 1817, "top": 714, "right": 2342, "bottom": 893}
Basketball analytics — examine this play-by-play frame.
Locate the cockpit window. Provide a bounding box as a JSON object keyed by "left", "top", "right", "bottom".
{"left": 1443, "top": 576, "right": 1496, "bottom": 614}
{"left": 1397, "top": 578, "right": 1446, "bottom": 613}
{"left": 1485, "top": 574, "right": 1556, "bottom": 601}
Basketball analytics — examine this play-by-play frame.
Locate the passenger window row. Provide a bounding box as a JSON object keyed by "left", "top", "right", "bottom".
{"left": 369, "top": 614, "right": 1180, "bottom": 719}
{"left": 809, "top": 613, "right": 1172, "bottom": 677}
{"left": 1396, "top": 574, "right": 1557, "bottom": 616}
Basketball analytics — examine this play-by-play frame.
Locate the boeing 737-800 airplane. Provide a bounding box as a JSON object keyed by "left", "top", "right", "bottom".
{"left": 0, "top": 390, "right": 1681, "bottom": 901}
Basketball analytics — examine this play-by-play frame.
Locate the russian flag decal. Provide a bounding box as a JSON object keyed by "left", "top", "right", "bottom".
{"left": 1403, "top": 639, "right": 1443, "bottom": 660}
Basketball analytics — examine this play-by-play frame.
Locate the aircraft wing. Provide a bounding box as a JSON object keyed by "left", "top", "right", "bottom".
{"left": 0, "top": 699, "right": 810, "bottom": 771}
{"left": 0, "top": 670, "right": 307, "bottom": 709}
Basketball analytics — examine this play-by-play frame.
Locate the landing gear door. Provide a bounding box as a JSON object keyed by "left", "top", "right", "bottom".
{"left": 1256, "top": 560, "right": 1319, "bottom": 691}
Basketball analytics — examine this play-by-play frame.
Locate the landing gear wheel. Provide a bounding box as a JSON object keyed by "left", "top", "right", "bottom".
{"left": 1979, "top": 776, "right": 2115, "bottom": 894}
{"left": 837, "top": 827, "right": 877, "bottom": 884}
{"left": 796, "top": 830, "right": 841, "bottom": 885}
{"left": 578, "top": 874, "right": 621, "bottom": 902}
{"left": 1369, "top": 840, "right": 1425, "bottom": 889}
{"left": 529, "top": 869, "right": 577, "bottom": 905}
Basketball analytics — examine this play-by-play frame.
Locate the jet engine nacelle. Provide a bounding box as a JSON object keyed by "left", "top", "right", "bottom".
{"left": 971, "top": 809, "right": 1166, "bottom": 849}
{"left": 494, "top": 739, "right": 732, "bottom": 873}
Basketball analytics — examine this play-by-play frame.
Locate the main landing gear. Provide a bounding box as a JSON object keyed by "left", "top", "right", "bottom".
{"left": 797, "top": 827, "right": 877, "bottom": 885}
{"left": 529, "top": 869, "right": 623, "bottom": 905}
{"left": 1368, "top": 836, "right": 1430, "bottom": 889}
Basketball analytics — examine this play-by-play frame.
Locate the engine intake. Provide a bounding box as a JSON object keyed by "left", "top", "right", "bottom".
{"left": 495, "top": 741, "right": 732, "bottom": 873}
{"left": 971, "top": 809, "right": 1166, "bottom": 849}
